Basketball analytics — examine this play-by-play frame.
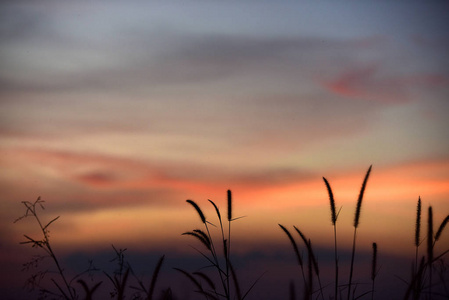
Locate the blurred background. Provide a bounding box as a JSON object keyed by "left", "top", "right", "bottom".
{"left": 1, "top": 1, "right": 448, "bottom": 299}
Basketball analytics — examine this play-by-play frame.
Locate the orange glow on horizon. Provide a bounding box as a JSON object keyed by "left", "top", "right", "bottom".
{"left": 3, "top": 145, "right": 448, "bottom": 258}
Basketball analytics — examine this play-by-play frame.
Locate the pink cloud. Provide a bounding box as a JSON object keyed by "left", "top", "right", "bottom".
{"left": 324, "top": 65, "right": 449, "bottom": 103}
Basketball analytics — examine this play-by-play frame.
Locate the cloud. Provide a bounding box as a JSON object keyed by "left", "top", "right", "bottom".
{"left": 0, "top": 5, "right": 389, "bottom": 95}
{"left": 324, "top": 64, "right": 449, "bottom": 103}
{"left": 0, "top": 146, "right": 318, "bottom": 212}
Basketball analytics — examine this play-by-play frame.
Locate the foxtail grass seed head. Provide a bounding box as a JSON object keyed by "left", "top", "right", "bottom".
{"left": 435, "top": 215, "right": 449, "bottom": 242}
{"left": 186, "top": 200, "right": 206, "bottom": 224}
{"left": 415, "top": 197, "right": 421, "bottom": 247}
{"left": 323, "top": 177, "right": 337, "bottom": 225}
{"left": 227, "top": 189, "right": 232, "bottom": 221}
{"left": 354, "top": 165, "right": 372, "bottom": 228}
{"left": 208, "top": 199, "right": 221, "bottom": 222}
{"left": 293, "top": 226, "right": 308, "bottom": 246}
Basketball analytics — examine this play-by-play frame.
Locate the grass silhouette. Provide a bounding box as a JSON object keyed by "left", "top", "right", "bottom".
{"left": 323, "top": 176, "right": 340, "bottom": 300}
{"left": 15, "top": 198, "right": 167, "bottom": 300}
{"left": 278, "top": 166, "right": 449, "bottom": 300}
{"left": 14, "top": 197, "right": 76, "bottom": 300}
{"left": 178, "top": 190, "right": 261, "bottom": 300}
{"left": 14, "top": 168, "right": 449, "bottom": 300}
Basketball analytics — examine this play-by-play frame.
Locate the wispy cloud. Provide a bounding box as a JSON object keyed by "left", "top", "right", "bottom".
{"left": 324, "top": 64, "right": 449, "bottom": 103}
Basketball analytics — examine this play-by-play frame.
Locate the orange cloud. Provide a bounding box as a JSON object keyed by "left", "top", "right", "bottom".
{"left": 4, "top": 145, "right": 448, "bottom": 257}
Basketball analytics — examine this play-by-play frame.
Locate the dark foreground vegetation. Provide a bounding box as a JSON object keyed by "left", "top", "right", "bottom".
{"left": 14, "top": 166, "right": 449, "bottom": 299}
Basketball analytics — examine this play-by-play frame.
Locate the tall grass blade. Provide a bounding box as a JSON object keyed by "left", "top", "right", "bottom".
{"left": 427, "top": 206, "right": 433, "bottom": 299}
{"left": 348, "top": 165, "right": 372, "bottom": 300}
{"left": 403, "top": 256, "right": 425, "bottom": 300}
{"left": 229, "top": 261, "right": 242, "bottom": 300}
{"left": 279, "top": 224, "right": 303, "bottom": 267}
{"left": 289, "top": 280, "right": 295, "bottom": 300}
{"left": 241, "top": 271, "right": 266, "bottom": 300}
{"left": 148, "top": 255, "right": 165, "bottom": 300}
{"left": 193, "top": 271, "right": 216, "bottom": 291}
{"left": 226, "top": 189, "right": 233, "bottom": 300}
{"left": 307, "top": 239, "right": 324, "bottom": 300}
{"left": 174, "top": 268, "right": 216, "bottom": 300}
{"left": 305, "top": 251, "right": 313, "bottom": 300}
{"left": 324, "top": 176, "right": 340, "bottom": 300}
{"left": 371, "top": 242, "right": 377, "bottom": 300}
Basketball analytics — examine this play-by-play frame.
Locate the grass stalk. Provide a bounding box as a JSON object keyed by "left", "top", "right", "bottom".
{"left": 293, "top": 227, "right": 324, "bottom": 300}
{"left": 279, "top": 224, "right": 306, "bottom": 289}
{"left": 16, "top": 198, "right": 75, "bottom": 300}
{"left": 371, "top": 242, "right": 377, "bottom": 300}
{"left": 227, "top": 189, "right": 232, "bottom": 299}
{"left": 183, "top": 192, "right": 253, "bottom": 300}
{"left": 347, "top": 165, "right": 372, "bottom": 300}
{"left": 323, "top": 176, "right": 339, "bottom": 300}
{"left": 427, "top": 206, "right": 433, "bottom": 300}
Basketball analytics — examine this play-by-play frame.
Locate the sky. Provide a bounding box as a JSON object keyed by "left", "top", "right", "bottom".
{"left": 1, "top": 1, "right": 449, "bottom": 299}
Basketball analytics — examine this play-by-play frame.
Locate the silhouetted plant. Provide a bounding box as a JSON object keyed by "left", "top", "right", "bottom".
{"left": 14, "top": 197, "right": 77, "bottom": 300}
{"left": 323, "top": 176, "right": 341, "bottom": 300}
{"left": 279, "top": 224, "right": 326, "bottom": 300}
{"left": 15, "top": 168, "right": 449, "bottom": 300}
{"left": 179, "top": 190, "right": 260, "bottom": 300}
{"left": 371, "top": 242, "right": 378, "bottom": 300}
{"left": 280, "top": 166, "right": 380, "bottom": 300}
{"left": 15, "top": 198, "right": 168, "bottom": 300}
{"left": 129, "top": 255, "right": 166, "bottom": 300}
{"left": 347, "top": 165, "right": 372, "bottom": 300}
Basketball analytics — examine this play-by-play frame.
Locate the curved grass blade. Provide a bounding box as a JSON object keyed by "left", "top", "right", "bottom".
{"left": 193, "top": 271, "right": 216, "bottom": 291}
{"left": 229, "top": 261, "right": 242, "bottom": 300}
{"left": 148, "top": 255, "right": 165, "bottom": 300}
{"left": 279, "top": 224, "right": 303, "bottom": 266}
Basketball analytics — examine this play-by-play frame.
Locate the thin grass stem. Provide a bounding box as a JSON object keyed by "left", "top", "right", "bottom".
{"left": 348, "top": 165, "right": 372, "bottom": 300}
{"left": 371, "top": 242, "right": 377, "bottom": 300}
{"left": 324, "top": 176, "right": 339, "bottom": 300}
{"left": 427, "top": 206, "right": 433, "bottom": 300}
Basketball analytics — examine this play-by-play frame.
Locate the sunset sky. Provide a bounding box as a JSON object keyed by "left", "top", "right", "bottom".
{"left": 1, "top": 1, "right": 448, "bottom": 299}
